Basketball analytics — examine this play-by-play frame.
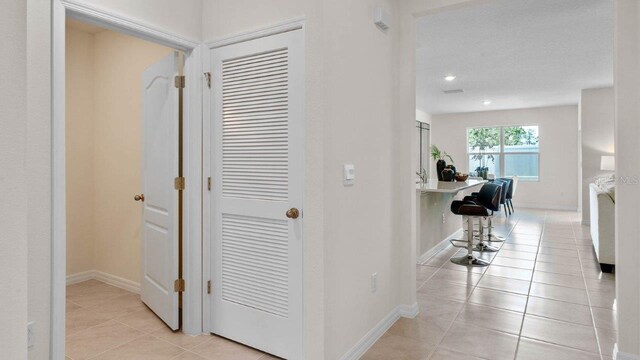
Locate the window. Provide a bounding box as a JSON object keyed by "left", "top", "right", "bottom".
{"left": 467, "top": 125, "right": 539, "bottom": 181}
{"left": 416, "top": 121, "right": 430, "bottom": 176}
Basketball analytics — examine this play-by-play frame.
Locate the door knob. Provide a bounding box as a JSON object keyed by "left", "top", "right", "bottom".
{"left": 134, "top": 194, "right": 145, "bottom": 202}
{"left": 286, "top": 208, "right": 300, "bottom": 219}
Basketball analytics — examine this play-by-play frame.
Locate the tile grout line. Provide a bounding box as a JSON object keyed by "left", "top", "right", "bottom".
{"left": 515, "top": 213, "right": 605, "bottom": 357}
{"left": 66, "top": 282, "right": 154, "bottom": 359}
{"left": 65, "top": 316, "right": 113, "bottom": 339}
{"left": 573, "top": 224, "right": 606, "bottom": 360}
{"left": 425, "top": 212, "right": 519, "bottom": 360}
{"left": 68, "top": 280, "right": 270, "bottom": 360}
{"left": 512, "top": 211, "right": 545, "bottom": 360}
{"left": 423, "top": 253, "right": 476, "bottom": 360}
{"left": 413, "top": 211, "right": 610, "bottom": 360}
{"left": 83, "top": 326, "right": 150, "bottom": 360}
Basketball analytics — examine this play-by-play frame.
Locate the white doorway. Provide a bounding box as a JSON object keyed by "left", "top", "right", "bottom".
{"left": 65, "top": 14, "right": 182, "bottom": 336}
{"left": 204, "top": 28, "right": 306, "bottom": 359}
{"left": 52, "top": 2, "right": 203, "bottom": 358}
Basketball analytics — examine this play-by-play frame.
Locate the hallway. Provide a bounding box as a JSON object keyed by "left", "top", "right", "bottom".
{"left": 363, "top": 209, "right": 616, "bottom": 360}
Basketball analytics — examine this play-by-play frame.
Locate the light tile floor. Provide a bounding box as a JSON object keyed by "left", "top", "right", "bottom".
{"left": 66, "top": 280, "right": 280, "bottom": 360}
{"left": 363, "top": 209, "right": 617, "bottom": 360}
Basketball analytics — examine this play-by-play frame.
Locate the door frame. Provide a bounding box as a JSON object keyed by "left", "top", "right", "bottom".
{"left": 201, "top": 17, "right": 306, "bottom": 353}
{"left": 52, "top": 1, "right": 204, "bottom": 358}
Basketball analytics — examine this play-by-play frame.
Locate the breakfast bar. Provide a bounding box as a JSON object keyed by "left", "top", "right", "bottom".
{"left": 415, "top": 179, "right": 487, "bottom": 263}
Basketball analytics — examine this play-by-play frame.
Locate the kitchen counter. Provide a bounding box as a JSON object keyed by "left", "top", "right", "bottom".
{"left": 416, "top": 179, "right": 487, "bottom": 194}
{"left": 415, "top": 179, "right": 486, "bottom": 263}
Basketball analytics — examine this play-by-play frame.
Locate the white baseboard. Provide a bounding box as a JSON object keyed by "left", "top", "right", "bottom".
{"left": 516, "top": 203, "right": 579, "bottom": 211}
{"left": 397, "top": 302, "right": 419, "bottom": 318}
{"left": 614, "top": 344, "right": 640, "bottom": 360}
{"left": 417, "top": 229, "right": 462, "bottom": 264}
{"left": 66, "top": 270, "right": 95, "bottom": 285}
{"left": 94, "top": 271, "right": 141, "bottom": 294}
{"left": 339, "top": 303, "right": 419, "bottom": 360}
{"left": 66, "top": 270, "right": 140, "bottom": 294}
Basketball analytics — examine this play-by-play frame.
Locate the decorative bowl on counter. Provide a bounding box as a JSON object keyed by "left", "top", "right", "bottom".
{"left": 455, "top": 173, "right": 469, "bottom": 182}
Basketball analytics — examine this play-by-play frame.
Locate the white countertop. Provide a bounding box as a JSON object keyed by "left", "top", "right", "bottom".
{"left": 416, "top": 179, "right": 487, "bottom": 194}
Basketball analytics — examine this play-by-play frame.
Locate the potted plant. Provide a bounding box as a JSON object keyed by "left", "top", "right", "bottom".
{"left": 431, "top": 145, "right": 454, "bottom": 181}
{"left": 472, "top": 151, "right": 494, "bottom": 180}
{"left": 468, "top": 128, "right": 498, "bottom": 180}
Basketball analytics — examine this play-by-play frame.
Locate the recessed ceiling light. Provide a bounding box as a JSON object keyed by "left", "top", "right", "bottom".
{"left": 444, "top": 75, "right": 456, "bottom": 82}
{"left": 483, "top": 100, "right": 492, "bottom": 105}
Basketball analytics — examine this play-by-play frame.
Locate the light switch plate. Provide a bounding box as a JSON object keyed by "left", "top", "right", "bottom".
{"left": 343, "top": 164, "right": 355, "bottom": 186}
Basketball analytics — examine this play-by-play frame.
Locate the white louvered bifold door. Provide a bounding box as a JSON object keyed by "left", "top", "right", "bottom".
{"left": 209, "top": 30, "right": 304, "bottom": 359}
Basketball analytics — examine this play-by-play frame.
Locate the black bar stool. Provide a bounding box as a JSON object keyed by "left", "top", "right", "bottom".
{"left": 502, "top": 177, "right": 516, "bottom": 213}
{"left": 465, "top": 180, "right": 506, "bottom": 243}
{"left": 497, "top": 178, "right": 513, "bottom": 215}
{"left": 449, "top": 183, "right": 502, "bottom": 267}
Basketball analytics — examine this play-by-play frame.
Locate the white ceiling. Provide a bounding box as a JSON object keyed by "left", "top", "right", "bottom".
{"left": 416, "top": 0, "right": 614, "bottom": 115}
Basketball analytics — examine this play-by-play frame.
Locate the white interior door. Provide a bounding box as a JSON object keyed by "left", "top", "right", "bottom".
{"left": 209, "top": 30, "right": 304, "bottom": 359}
{"left": 140, "top": 52, "right": 180, "bottom": 330}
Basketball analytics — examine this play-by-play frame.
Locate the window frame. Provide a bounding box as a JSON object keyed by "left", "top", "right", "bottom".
{"left": 466, "top": 124, "right": 540, "bottom": 182}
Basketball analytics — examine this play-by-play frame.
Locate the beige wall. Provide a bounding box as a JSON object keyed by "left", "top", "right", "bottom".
{"left": 579, "top": 87, "right": 615, "bottom": 224}
{"left": 431, "top": 105, "right": 580, "bottom": 210}
{"left": 66, "top": 24, "right": 172, "bottom": 285}
{"left": 92, "top": 30, "right": 172, "bottom": 284}
{"left": 0, "top": 1, "right": 28, "bottom": 358}
{"left": 66, "top": 27, "right": 96, "bottom": 276}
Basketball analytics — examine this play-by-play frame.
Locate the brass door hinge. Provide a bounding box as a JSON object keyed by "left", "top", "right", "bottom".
{"left": 204, "top": 72, "right": 211, "bottom": 89}
{"left": 207, "top": 280, "right": 212, "bottom": 294}
{"left": 174, "top": 176, "right": 185, "bottom": 190}
{"left": 174, "top": 75, "right": 185, "bottom": 89}
{"left": 207, "top": 177, "right": 211, "bottom": 191}
{"left": 174, "top": 278, "right": 185, "bottom": 292}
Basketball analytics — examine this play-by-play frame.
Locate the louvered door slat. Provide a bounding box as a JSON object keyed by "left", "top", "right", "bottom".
{"left": 222, "top": 50, "right": 289, "bottom": 202}
{"left": 223, "top": 54, "right": 289, "bottom": 68}
{"left": 223, "top": 48, "right": 287, "bottom": 65}
{"left": 223, "top": 89, "right": 288, "bottom": 101}
{"left": 220, "top": 214, "right": 289, "bottom": 318}
{"left": 220, "top": 46, "right": 291, "bottom": 313}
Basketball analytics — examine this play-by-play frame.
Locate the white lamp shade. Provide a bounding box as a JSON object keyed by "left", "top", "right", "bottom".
{"left": 601, "top": 155, "right": 615, "bottom": 171}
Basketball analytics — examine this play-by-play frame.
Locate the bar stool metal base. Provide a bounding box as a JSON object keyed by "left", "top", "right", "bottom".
{"left": 449, "top": 239, "right": 469, "bottom": 249}
{"left": 473, "top": 242, "right": 499, "bottom": 252}
{"left": 486, "top": 233, "right": 505, "bottom": 242}
{"left": 451, "top": 255, "right": 490, "bottom": 267}
{"left": 485, "top": 216, "right": 505, "bottom": 242}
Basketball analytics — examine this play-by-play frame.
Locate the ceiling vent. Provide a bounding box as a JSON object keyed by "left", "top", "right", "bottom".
{"left": 443, "top": 89, "right": 464, "bottom": 94}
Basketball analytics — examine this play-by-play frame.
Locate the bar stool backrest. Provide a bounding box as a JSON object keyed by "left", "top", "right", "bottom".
{"left": 492, "top": 179, "right": 507, "bottom": 206}
{"left": 511, "top": 176, "right": 519, "bottom": 199}
{"left": 498, "top": 178, "right": 514, "bottom": 200}
{"left": 477, "top": 183, "right": 502, "bottom": 212}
